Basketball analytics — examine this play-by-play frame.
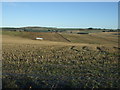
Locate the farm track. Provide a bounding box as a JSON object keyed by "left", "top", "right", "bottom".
{"left": 56, "top": 32, "right": 71, "bottom": 42}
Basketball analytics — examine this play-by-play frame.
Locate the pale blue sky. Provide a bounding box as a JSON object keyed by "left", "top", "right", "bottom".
{"left": 2, "top": 2, "right": 118, "bottom": 29}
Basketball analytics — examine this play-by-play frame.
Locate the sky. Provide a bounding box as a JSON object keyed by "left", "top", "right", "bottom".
{"left": 1, "top": 0, "right": 120, "bottom": 2}
{"left": 2, "top": 2, "right": 118, "bottom": 29}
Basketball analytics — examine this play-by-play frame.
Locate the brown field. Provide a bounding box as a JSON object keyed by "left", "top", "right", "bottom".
{"left": 2, "top": 31, "right": 119, "bottom": 88}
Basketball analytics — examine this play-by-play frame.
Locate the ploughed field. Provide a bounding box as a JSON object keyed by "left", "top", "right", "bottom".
{"left": 2, "top": 31, "right": 119, "bottom": 88}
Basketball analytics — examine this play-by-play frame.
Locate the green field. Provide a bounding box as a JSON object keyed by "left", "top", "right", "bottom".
{"left": 2, "top": 30, "right": 119, "bottom": 88}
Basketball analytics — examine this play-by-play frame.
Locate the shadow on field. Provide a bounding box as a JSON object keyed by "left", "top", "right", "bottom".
{"left": 2, "top": 74, "right": 74, "bottom": 89}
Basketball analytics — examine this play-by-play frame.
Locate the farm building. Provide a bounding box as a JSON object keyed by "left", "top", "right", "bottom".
{"left": 77, "top": 32, "right": 89, "bottom": 34}
{"left": 35, "top": 37, "right": 43, "bottom": 40}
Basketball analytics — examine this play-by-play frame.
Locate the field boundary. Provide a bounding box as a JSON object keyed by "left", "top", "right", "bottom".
{"left": 56, "top": 33, "right": 71, "bottom": 42}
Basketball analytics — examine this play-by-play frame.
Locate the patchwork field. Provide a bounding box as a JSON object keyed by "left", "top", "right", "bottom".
{"left": 2, "top": 31, "right": 119, "bottom": 88}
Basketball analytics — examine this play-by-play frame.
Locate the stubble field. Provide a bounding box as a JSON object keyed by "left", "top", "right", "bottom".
{"left": 2, "top": 31, "right": 119, "bottom": 88}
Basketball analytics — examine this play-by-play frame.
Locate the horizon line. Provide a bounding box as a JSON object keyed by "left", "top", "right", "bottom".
{"left": 0, "top": 26, "right": 118, "bottom": 29}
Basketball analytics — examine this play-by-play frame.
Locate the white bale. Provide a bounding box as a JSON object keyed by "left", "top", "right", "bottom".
{"left": 36, "top": 37, "right": 43, "bottom": 40}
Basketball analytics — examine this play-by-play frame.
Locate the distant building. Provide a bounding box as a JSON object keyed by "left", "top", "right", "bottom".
{"left": 77, "top": 32, "right": 89, "bottom": 34}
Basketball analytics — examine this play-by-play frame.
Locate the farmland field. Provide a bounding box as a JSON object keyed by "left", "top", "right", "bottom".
{"left": 2, "top": 31, "right": 119, "bottom": 88}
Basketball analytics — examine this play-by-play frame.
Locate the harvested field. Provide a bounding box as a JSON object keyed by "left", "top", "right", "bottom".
{"left": 2, "top": 31, "right": 119, "bottom": 88}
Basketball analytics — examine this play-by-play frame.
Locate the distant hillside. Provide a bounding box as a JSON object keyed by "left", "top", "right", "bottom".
{"left": 2, "top": 27, "right": 57, "bottom": 32}
{"left": 1, "top": 27, "right": 83, "bottom": 33}
{"left": 1, "top": 26, "right": 117, "bottom": 33}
